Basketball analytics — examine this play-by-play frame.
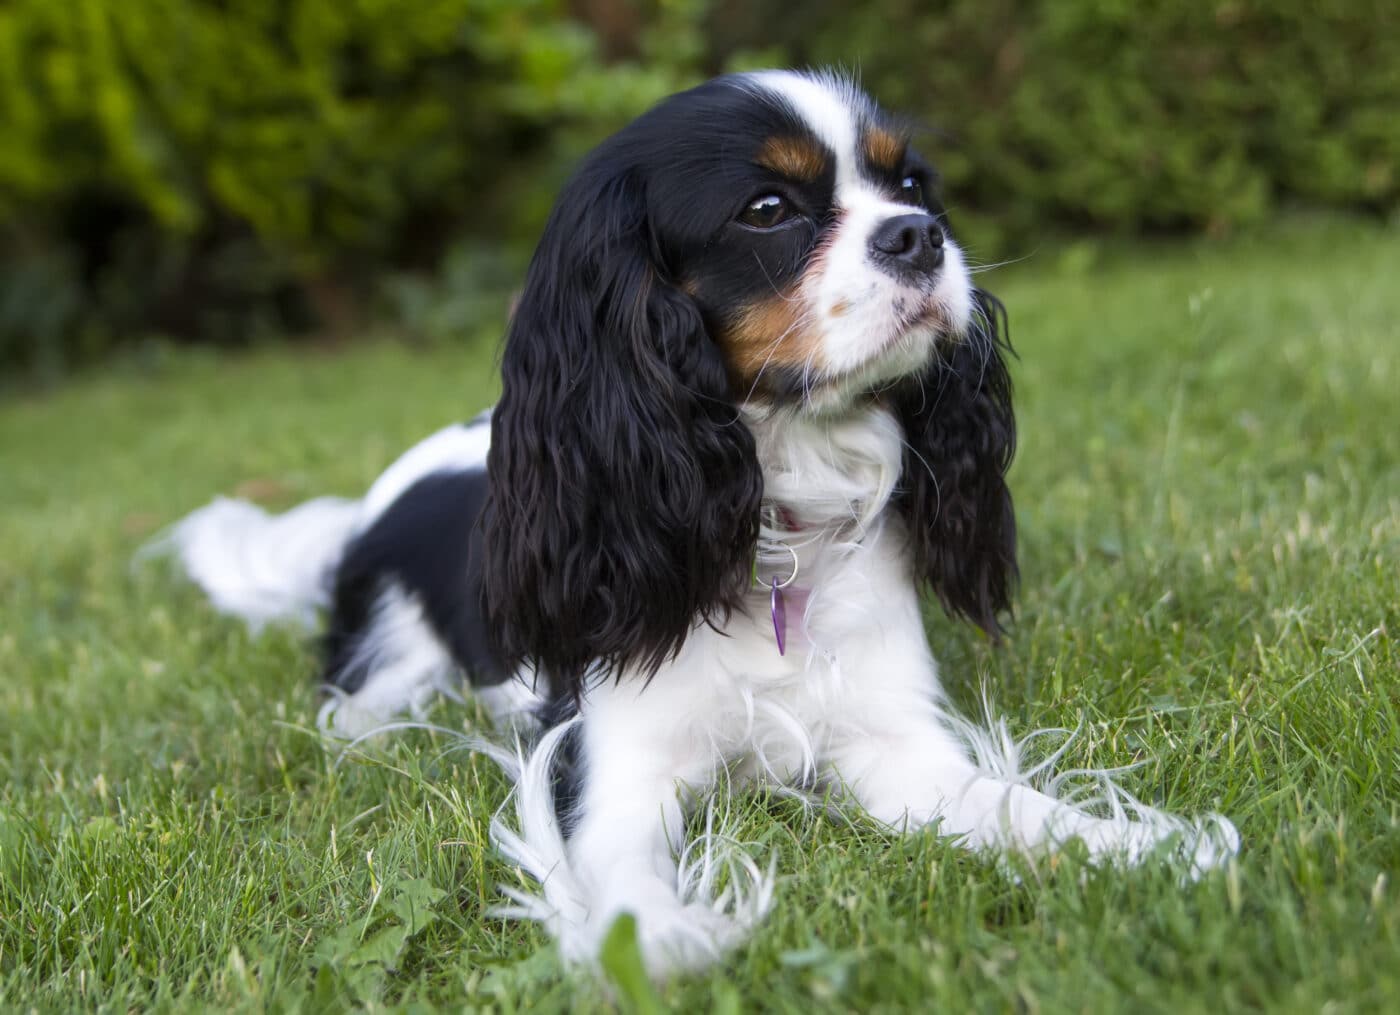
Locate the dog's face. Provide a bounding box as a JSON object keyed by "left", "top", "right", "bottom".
{"left": 485, "top": 71, "right": 1015, "bottom": 694}
{"left": 621, "top": 72, "right": 973, "bottom": 411}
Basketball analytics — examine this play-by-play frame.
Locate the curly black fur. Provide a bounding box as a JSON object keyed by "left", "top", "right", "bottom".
{"left": 891, "top": 289, "right": 1017, "bottom": 636}
{"left": 481, "top": 145, "right": 763, "bottom": 702}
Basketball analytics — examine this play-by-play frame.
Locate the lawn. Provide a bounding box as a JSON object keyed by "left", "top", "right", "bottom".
{"left": 2, "top": 218, "right": 1397, "bottom": 1012}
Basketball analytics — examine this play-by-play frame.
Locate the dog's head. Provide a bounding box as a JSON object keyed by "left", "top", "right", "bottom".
{"left": 484, "top": 71, "right": 1016, "bottom": 693}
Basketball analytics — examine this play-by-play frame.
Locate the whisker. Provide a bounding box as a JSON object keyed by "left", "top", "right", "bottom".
{"left": 744, "top": 305, "right": 819, "bottom": 403}
{"left": 800, "top": 343, "right": 823, "bottom": 410}
{"left": 898, "top": 432, "right": 941, "bottom": 518}
{"left": 962, "top": 242, "right": 1041, "bottom": 274}
{"left": 967, "top": 254, "right": 1037, "bottom": 274}
{"left": 751, "top": 252, "right": 802, "bottom": 303}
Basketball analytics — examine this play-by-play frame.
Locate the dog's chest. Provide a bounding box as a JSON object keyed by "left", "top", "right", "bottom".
{"left": 702, "top": 548, "right": 891, "bottom": 784}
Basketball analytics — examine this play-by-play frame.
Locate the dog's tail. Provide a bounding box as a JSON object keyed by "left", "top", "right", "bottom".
{"left": 151, "top": 495, "right": 363, "bottom": 631}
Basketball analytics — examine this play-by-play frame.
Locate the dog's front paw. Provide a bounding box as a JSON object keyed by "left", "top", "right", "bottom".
{"left": 629, "top": 895, "right": 753, "bottom": 974}
{"left": 588, "top": 860, "right": 774, "bottom": 977}
{"left": 1073, "top": 810, "right": 1240, "bottom": 878}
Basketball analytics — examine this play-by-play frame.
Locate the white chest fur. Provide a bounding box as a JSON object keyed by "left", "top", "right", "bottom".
{"left": 581, "top": 404, "right": 925, "bottom": 787}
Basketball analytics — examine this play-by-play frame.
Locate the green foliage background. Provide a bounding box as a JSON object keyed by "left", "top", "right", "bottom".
{"left": 1, "top": 0, "right": 1394, "bottom": 376}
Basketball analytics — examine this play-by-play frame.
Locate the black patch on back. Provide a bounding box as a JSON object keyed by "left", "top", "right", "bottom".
{"left": 322, "top": 469, "right": 507, "bottom": 692}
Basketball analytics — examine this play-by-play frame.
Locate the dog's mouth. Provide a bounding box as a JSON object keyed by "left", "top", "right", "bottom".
{"left": 902, "top": 299, "right": 950, "bottom": 335}
{"left": 882, "top": 295, "right": 951, "bottom": 349}
{"left": 872, "top": 289, "right": 959, "bottom": 357}
{"left": 797, "top": 315, "right": 946, "bottom": 409}
{"left": 737, "top": 280, "right": 967, "bottom": 412}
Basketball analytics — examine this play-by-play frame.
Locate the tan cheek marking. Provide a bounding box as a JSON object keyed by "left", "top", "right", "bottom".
{"left": 863, "top": 126, "right": 906, "bottom": 174}
{"left": 756, "top": 136, "right": 829, "bottom": 183}
{"left": 828, "top": 298, "right": 850, "bottom": 318}
{"left": 716, "top": 291, "right": 826, "bottom": 383}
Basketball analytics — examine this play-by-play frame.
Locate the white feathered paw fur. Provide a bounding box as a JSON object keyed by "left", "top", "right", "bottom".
{"left": 944, "top": 708, "right": 1240, "bottom": 879}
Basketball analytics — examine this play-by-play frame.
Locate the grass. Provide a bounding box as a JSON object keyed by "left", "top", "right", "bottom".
{"left": 2, "top": 217, "right": 1398, "bottom": 1012}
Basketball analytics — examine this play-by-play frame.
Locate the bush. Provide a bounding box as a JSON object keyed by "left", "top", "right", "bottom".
{"left": 728, "top": 0, "right": 1398, "bottom": 253}
{"left": 0, "top": 0, "right": 704, "bottom": 375}
{"left": 1, "top": 0, "right": 1394, "bottom": 375}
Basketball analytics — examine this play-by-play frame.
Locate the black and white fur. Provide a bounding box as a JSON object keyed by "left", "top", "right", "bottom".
{"left": 165, "top": 71, "right": 1238, "bottom": 976}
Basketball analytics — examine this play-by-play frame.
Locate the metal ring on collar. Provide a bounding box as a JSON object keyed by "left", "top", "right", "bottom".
{"left": 753, "top": 541, "right": 800, "bottom": 590}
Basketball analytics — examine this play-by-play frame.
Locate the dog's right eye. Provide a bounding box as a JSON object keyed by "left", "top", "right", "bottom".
{"left": 739, "top": 194, "right": 792, "bottom": 229}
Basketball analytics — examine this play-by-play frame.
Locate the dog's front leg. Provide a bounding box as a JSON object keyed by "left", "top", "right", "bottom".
{"left": 829, "top": 705, "right": 1136, "bottom": 857}
{"left": 822, "top": 596, "right": 1235, "bottom": 871}
{"left": 562, "top": 673, "right": 766, "bottom": 975}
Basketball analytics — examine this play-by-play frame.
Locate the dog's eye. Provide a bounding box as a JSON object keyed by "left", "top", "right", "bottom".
{"left": 739, "top": 194, "right": 792, "bottom": 229}
{"left": 900, "top": 175, "right": 924, "bottom": 206}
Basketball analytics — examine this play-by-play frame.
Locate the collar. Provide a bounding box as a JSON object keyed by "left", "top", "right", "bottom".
{"left": 761, "top": 502, "right": 803, "bottom": 533}
{"left": 753, "top": 513, "right": 804, "bottom": 656}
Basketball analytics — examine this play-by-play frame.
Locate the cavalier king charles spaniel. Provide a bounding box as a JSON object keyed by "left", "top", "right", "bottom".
{"left": 166, "top": 70, "right": 1238, "bottom": 976}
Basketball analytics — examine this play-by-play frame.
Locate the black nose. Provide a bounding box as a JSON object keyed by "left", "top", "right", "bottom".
{"left": 869, "top": 214, "right": 945, "bottom": 276}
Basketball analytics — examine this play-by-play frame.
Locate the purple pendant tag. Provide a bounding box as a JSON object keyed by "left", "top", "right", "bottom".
{"left": 770, "top": 579, "right": 787, "bottom": 655}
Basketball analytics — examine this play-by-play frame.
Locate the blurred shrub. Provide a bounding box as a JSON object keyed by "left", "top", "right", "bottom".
{"left": 1, "top": 0, "right": 1395, "bottom": 375}
{"left": 0, "top": 0, "right": 704, "bottom": 376}
{"left": 716, "top": 0, "right": 1398, "bottom": 256}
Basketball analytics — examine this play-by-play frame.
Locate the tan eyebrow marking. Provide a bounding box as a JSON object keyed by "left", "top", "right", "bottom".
{"left": 756, "top": 135, "right": 830, "bottom": 183}
{"left": 862, "top": 125, "right": 908, "bottom": 173}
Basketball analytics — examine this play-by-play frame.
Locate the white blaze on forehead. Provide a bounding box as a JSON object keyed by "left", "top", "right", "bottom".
{"left": 743, "top": 70, "right": 867, "bottom": 197}
{"left": 737, "top": 71, "right": 975, "bottom": 407}
{"left": 743, "top": 70, "right": 922, "bottom": 229}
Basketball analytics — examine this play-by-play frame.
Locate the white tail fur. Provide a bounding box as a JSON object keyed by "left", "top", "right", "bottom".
{"left": 148, "top": 423, "right": 491, "bottom": 633}
{"left": 151, "top": 495, "right": 363, "bottom": 631}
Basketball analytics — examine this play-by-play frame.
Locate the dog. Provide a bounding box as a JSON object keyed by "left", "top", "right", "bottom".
{"left": 166, "top": 70, "right": 1238, "bottom": 976}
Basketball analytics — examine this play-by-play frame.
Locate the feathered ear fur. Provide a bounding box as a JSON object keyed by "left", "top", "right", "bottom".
{"left": 481, "top": 168, "right": 762, "bottom": 700}
{"left": 892, "top": 289, "right": 1017, "bottom": 636}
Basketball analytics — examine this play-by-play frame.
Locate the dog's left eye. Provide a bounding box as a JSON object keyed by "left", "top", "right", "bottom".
{"left": 900, "top": 175, "right": 924, "bottom": 206}
{"left": 739, "top": 193, "right": 792, "bottom": 229}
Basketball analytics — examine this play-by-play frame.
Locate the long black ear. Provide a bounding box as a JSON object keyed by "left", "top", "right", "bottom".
{"left": 481, "top": 169, "right": 761, "bottom": 699}
{"left": 892, "top": 289, "right": 1017, "bottom": 636}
